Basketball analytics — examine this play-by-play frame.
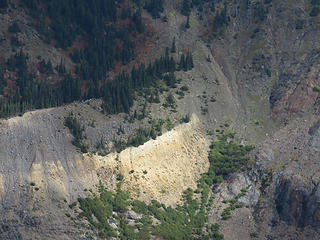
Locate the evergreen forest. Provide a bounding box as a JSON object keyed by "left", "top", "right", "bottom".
{"left": 0, "top": 1, "right": 194, "bottom": 118}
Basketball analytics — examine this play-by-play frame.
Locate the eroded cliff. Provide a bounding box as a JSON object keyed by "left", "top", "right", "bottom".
{"left": 89, "top": 114, "right": 209, "bottom": 206}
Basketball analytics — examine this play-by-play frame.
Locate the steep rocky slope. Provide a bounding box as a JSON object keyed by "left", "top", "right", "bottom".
{"left": 88, "top": 114, "right": 209, "bottom": 206}
{"left": 0, "top": 0, "right": 320, "bottom": 239}
{"left": 206, "top": 0, "right": 320, "bottom": 119}
{"left": 0, "top": 106, "right": 209, "bottom": 239}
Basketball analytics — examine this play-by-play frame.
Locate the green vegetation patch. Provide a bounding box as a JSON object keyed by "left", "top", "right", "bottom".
{"left": 202, "top": 132, "right": 254, "bottom": 186}
{"left": 64, "top": 113, "right": 88, "bottom": 153}
{"left": 114, "top": 119, "right": 165, "bottom": 153}
{"left": 71, "top": 132, "right": 253, "bottom": 239}
{"left": 221, "top": 188, "right": 248, "bottom": 220}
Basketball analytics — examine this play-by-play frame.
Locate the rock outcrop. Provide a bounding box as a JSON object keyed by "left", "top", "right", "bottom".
{"left": 90, "top": 114, "right": 209, "bottom": 206}
{"left": 0, "top": 109, "right": 210, "bottom": 239}
{"left": 275, "top": 176, "right": 320, "bottom": 229}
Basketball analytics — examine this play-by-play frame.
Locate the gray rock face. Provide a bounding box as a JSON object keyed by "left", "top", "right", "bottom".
{"left": 108, "top": 218, "right": 117, "bottom": 228}
{"left": 305, "top": 184, "right": 320, "bottom": 229}
{"left": 109, "top": 223, "right": 118, "bottom": 229}
{"left": 0, "top": 106, "right": 124, "bottom": 239}
{"left": 275, "top": 176, "right": 320, "bottom": 230}
{"left": 309, "top": 121, "right": 320, "bottom": 151}
{"left": 259, "top": 149, "right": 275, "bottom": 163}
{"left": 0, "top": 0, "right": 320, "bottom": 239}
{"left": 228, "top": 173, "right": 251, "bottom": 197}
{"left": 238, "top": 187, "right": 260, "bottom": 206}
{"left": 126, "top": 210, "right": 142, "bottom": 221}
{"left": 220, "top": 173, "right": 260, "bottom": 207}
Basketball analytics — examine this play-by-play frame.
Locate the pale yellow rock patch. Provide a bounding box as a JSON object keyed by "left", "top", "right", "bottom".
{"left": 89, "top": 114, "right": 209, "bottom": 206}
{"left": 30, "top": 162, "right": 44, "bottom": 188}
{"left": 46, "top": 160, "right": 70, "bottom": 200}
{"left": 0, "top": 174, "right": 4, "bottom": 201}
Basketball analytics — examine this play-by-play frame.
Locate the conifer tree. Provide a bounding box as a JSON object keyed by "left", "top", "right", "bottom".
{"left": 0, "top": 0, "right": 8, "bottom": 9}
{"left": 179, "top": 54, "right": 186, "bottom": 70}
{"left": 182, "top": 0, "right": 191, "bottom": 16}
{"left": 185, "top": 15, "right": 190, "bottom": 29}
{"left": 171, "top": 37, "right": 176, "bottom": 53}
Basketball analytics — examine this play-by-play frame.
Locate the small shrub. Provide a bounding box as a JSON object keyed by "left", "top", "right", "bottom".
{"left": 250, "top": 232, "right": 258, "bottom": 238}
{"left": 180, "top": 114, "right": 190, "bottom": 123}
{"left": 295, "top": 19, "right": 304, "bottom": 29}
{"left": 132, "top": 200, "right": 149, "bottom": 214}
{"left": 310, "top": 7, "right": 320, "bottom": 17}
{"left": 180, "top": 85, "right": 189, "bottom": 91}
{"left": 69, "top": 202, "right": 77, "bottom": 209}
{"left": 10, "top": 36, "right": 22, "bottom": 48}
{"left": 8, "top": 22, "right": 21, "bottom": 33}
{"left": 116, "top": 174, "right": 124, "bottom": 181}
{"left": 313, "top": 86, "right": 320, "bottom": 92}
{"left": 163, "top": 93, "right": 176, "bottom": 109}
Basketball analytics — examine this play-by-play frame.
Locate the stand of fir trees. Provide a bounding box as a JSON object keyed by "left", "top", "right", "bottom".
{"left": 0, "top": 0, "right": 7, "bottom": 9}
{"left": 0, "top": 47, "right": 194, "bottom": 118}
{"left": 0, "top": 50, "right": 81, "bottom": 118}
{"left": 143, "top": 0, "right": 164, "bottom": 18}
{"left": 99, "top": 49, "right": 193, "bottom": 114}
{"left": 181, "top": 0, "right": 216, "bottom": 14}
{"left": 22, "top": 0, "right": 144, "bottom": 83}
{"left": 0, "top": 1, "right": 195, "bottom": 118}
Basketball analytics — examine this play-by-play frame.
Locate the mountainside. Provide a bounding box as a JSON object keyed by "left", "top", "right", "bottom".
{"left": 88, "top": 114, "right": 209, "bottom": 206}
{"left": 0, "top": 0, "right": 320, "bottom": 239}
